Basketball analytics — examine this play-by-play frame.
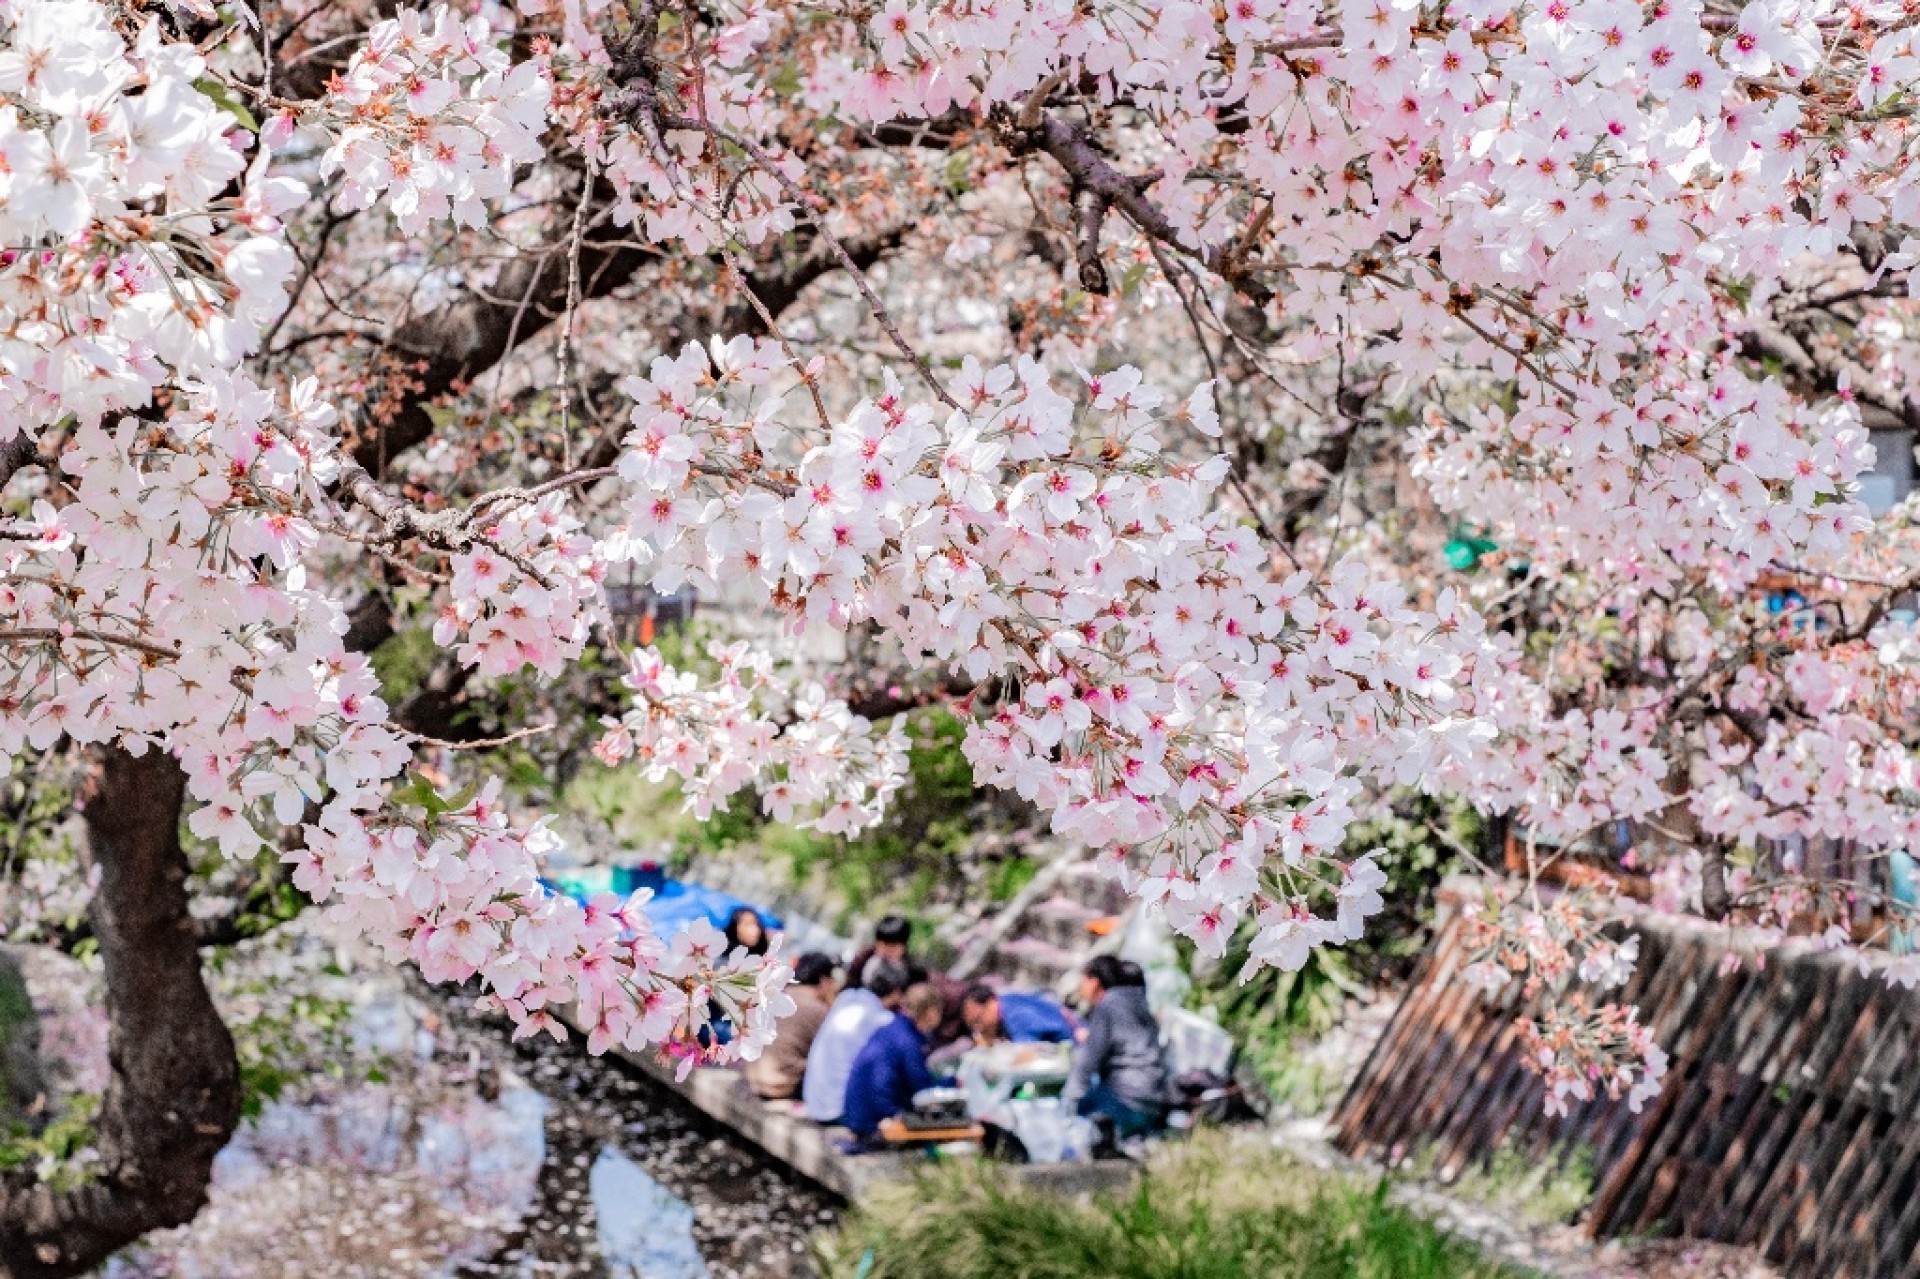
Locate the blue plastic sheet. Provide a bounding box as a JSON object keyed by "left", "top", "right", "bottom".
{"left": 546, "top": 873, "right": 783, "bottom": 940}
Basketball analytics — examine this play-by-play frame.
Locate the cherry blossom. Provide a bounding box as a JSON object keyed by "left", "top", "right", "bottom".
{"left": 11, "top": 0, "right": 1920, "bottom": 1122}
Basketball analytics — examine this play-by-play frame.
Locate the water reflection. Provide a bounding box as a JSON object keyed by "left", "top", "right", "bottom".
{"left": 101, "top": 981, "right": 712, "bottom": 1278}
{"left": 104, "top": 1077, "right": 553, "bottom": 1278}
{"left": 590, "top": 1147, "right": 710, "bottom": 1279}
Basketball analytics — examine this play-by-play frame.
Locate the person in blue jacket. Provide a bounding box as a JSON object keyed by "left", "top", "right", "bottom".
{"left": 839, "top": 983, "right": 949, "bottom": 1145}
{"left": 960, "top": 983, "right": 1077, "bottom": 1046}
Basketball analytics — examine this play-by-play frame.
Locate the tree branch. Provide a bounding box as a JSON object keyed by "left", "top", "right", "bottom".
{"left": 350, "top": 217, "right": 656, "bottom": 476}
{"left": 1700, "top": 836, "right": 1733, "bottom": 922}
{"left": 993, "top": 107, "right": 1273, "bottom": 307}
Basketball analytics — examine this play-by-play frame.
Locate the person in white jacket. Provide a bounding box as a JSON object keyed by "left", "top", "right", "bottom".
{"left": 801, "top": 958, "right": 908, "bottom": 1123}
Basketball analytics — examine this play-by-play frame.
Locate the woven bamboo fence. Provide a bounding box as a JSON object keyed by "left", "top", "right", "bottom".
{"left": 1333, "top": 891, "right": 1920, "bottom": 1278}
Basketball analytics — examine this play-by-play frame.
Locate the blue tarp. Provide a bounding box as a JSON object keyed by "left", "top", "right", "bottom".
{"left": 638, "top": 878, "right": 784, "bottom": 938}
{"left": 545, "top": 871, "right": 783, "bottom": 940}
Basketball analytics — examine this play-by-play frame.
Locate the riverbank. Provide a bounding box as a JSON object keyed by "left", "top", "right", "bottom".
{"left": 12, "top": 910, "right": 1778, "bottom": 1279}
{"left": 92, "top": 920, "right": 838, "bottom": 1279}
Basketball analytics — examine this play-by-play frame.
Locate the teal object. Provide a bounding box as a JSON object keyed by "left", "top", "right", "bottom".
{"left": 1891, "top": 850, "right": 1918, "bottom": 954}
{"left": 1444, "top": 526, "right": 1498, "bottom": 572}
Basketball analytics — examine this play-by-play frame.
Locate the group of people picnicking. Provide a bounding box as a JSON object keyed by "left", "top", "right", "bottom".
{"left": 728, "top": 910, "right": 1173, "bottom": 1156}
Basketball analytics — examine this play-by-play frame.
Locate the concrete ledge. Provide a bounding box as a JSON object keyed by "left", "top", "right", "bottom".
{"left": 554, "top": 1004, "right": 1137, "bottom": 1201}
{"left": 555, "top": 1003, "right": 910, "bottom": 1198}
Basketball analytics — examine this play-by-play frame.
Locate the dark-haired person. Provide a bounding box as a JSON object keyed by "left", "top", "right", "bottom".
{"left": 724, "top": 906, "right": 771, "bottom": 958}
{"left": 843, "top": 914, "right": 924, "bottom": 990}
{"left": 960, "top": 983, "right": 1076, "bottom": 1047}
{"left": 704, "top": 906, "right": 775, "bottom": 1046}
{"left": 802, "top": 958, "right": 910, "bottom": 1124}
{"left": 1065, "top": 955, "right": 1169, "bottom": 1140}
{"left": 746, "top": 952, "right": 837, "bottom": 1101}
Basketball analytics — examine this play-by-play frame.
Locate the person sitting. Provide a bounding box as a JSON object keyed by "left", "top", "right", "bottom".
{"left": 840, "top": 982, "right": 949, "bottom": 1146}
{"left": 1066, "top": 956, "right": 1169, "bottom": 1142}
{"left": 703, "top": 907, "right": 776, "bottom": 1045}
{"left": 745, "top": 952, "right": 836, "bottom": 1102}
{"left": 960, "top": 983, "right": 1077, "bottom": 1046}
{"left": 725, "top": 906, "right": 771, "bottom": 958}
{"left": 844, "top": 914, "right": 925, "bottom": 989}
{"left": 801, "top": 958, "right": 909, "bottom": 1124}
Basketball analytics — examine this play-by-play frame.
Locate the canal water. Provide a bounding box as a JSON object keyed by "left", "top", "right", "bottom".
{"left": 436, "top": 978, "right": 841, "bottom": 1279}
{"left": 95, "top": 952, "right": 839, "bottom": 1279}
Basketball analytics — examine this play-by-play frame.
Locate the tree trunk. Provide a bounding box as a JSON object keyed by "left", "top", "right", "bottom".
{"left": 0, "top": 746, "right": 240, "bottom": 1279}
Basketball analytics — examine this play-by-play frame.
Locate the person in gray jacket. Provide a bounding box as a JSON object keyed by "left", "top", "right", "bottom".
{"left": 1065, "top": 955, "right": 1168, "bottom": 1139}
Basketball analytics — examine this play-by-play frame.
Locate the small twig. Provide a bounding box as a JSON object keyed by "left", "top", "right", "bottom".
{"left": 470, "top": 466, "right": 622, "bottom": 515}
{"left": 557, "top": 153, "right": 601, "bottom": 468}
{"left": 0, "top": 627, "right": 183, "bottom": 661}
{"left": 410, "top": 723, "right": 555, "bottom": 751}
{"left": 1145, "top": 240, "right": 1297, "bottom": 568}
{"left": 717, "top": 240, "right": 833, "bottom": 430}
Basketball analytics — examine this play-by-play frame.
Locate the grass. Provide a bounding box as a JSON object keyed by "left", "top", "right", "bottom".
{"left": 813, "top": 1134, "right": 1528, "bottom": 1279}
{"left": 1423, "top": 1141, "right": 1596, "bottom": 1228}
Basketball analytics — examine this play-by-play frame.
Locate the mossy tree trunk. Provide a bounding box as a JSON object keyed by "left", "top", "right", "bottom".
{"left": 0, "top": 747, "right": 240, "bottom": 1279}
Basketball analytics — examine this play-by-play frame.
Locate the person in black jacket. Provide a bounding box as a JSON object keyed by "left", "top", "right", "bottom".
{"left": 1066, "top": 956, "right": 1168, "bottom": 1139}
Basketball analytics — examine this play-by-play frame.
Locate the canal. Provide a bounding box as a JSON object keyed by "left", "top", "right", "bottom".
{"left": 91, "top": 934, "right": 842, "bottom": 1279}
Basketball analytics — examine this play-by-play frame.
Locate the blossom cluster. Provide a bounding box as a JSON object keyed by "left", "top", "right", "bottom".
{"left": 1691, "top": 618, "right": 1920, "bottom": 854}
{"left": 0, "top": 3, "right": 297, "bottom": 437}
{"left": 1521, "top": 999, "right": 1669, "bottom": 1119}
{"left": 306, "top": 5, "right": 552, "bottom": 234}
{"left": 593, "top": 641, "right": 911, "bottom": 834}
{"left": 598, "top": 337, "right": 1494, "bottom": 973}
{"left": 432, "top": 494, "right": 603, "bottom": 678}
{"left": 1457, "top": 890, "right": 1657, "bottom": 1104}
{"left": 1439, "top": 638, "right": 1675, "bottom": 844}
{"left": 295, "top": 779, "right": 795, "bottom": 1067}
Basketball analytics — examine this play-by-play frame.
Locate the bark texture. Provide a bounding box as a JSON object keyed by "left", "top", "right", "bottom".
{"left": 0, "top": 748, "right": 240, "bottom": 1279}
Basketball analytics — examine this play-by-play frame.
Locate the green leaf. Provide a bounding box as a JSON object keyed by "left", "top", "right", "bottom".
{"left": 193, "top": 77, "right": 258, "bottom": 133}
{"left": 387, "top": 772, "right": 452, "bottom": 816}
{"left": 443, "top": 780, "right": 482, "bottom": 814}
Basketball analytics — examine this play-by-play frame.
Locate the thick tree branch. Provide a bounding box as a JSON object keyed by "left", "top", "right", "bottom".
{"left": 351, "top": 226, "right": 655, "bottom": 475}
{"left": 0, "top": 748, "right": 240, "bottom": 1279}
{"left": 840, "top": 670, "right": 984, "bottom": 721}
{"left": 992, "top": 107, "right": 1273, "bottom": 307}
{"left": 0, "top": 434, "right": 40, "bottom": 490}
{"left": 1072, "top": 187, "right": 1112, "bottom": 295}
{"left": 1700, "top": 837, "right": 1733, "bottom": 922}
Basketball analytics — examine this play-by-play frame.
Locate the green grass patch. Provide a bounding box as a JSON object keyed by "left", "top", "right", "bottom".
{"left": 1413, "top": 1141, "right": 1596, "bottom": 1228}
{"left": 813, "top": 1135, "right": 1528, "bottom": 1279}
